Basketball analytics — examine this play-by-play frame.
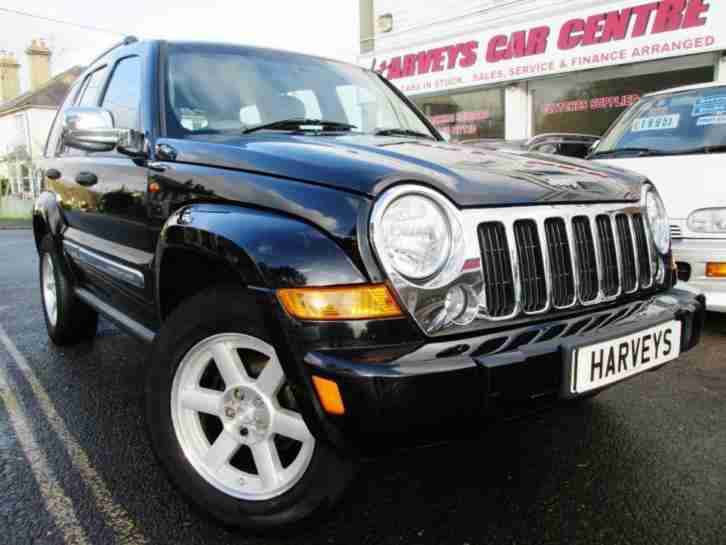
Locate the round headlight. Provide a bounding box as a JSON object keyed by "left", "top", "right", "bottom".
{"left": 380, "top": 194, "right": 452, "bottom": 280}
{"left": 644, "top": 187, "right": 670, "bottom": 254}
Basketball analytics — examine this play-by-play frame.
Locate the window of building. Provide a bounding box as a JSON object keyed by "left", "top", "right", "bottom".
{"left": 101, "top": 56, "right": 141, "bottom": 130}
{"left": 413, "top": 87, "right": 505, "bottom": 142}
{"left": 531, "top": 54, "right": 715, "bottom": 137}
{"left": 76, "top": 66, "right": 107, "bottom": 107}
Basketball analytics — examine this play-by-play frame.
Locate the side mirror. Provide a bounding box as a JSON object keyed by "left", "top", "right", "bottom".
{"left": 62, "top": 107, "right": 146, "bottom": 157}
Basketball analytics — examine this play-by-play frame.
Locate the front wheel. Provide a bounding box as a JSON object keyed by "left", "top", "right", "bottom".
{"left": 146, "top": 286, "right": 355, "bottom": 529}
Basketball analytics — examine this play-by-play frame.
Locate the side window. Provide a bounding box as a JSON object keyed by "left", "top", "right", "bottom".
{"left": 45, "top": 81, "right": 81, "bottom": 157}
{"left": 101, "top": 56, "right": 141, "bottom": 130}
{"left": 77, "top": 66, "right": 107, "bottom": 107}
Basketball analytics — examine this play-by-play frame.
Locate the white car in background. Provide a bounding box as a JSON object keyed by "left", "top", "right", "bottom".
{"left": 591, "top": 82, "right": 726, "bottom": 312}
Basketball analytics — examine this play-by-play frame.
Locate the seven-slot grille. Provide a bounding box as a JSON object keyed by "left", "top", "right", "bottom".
{"left": 477, "top": 209, "right": 655, "bottom": 319}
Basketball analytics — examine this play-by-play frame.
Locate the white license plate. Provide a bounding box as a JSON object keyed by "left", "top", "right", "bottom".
{"left": 568, "top": 321, "right": 682, "bottom": 395}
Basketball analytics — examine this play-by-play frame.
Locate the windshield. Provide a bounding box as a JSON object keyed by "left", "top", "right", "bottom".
{"left": 164, "top": 43, "right": 436, "bottom": 139}
{"left": 595, "top": 86, "right": 726, "bottom": 156}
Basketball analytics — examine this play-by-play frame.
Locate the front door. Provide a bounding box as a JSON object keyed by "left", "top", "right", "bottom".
{"left": 46, "top": 53, "right": 156, "bottom": 328}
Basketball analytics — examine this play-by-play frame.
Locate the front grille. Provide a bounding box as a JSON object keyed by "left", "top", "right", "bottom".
{"left": 633, "top": 214, "right": 653, "bottom": 287}
{"left": 545, "top": 218, "right": 575, "bottom": 308}
{"left": 477, "top": 206, "right": 657, "bottom": 319}
{"left": 616, "top": 214, "right": 637, "bottom": 293}
{"left": 514, "top": 220, "right": 547, "bottom": 313}
{"left": 596, "top": 215, "right": 619, "bottom": 297}
{"left": 670, "top": 224, "right": 683, "bottom": 239}
{"left": 573, "top": 217, "right": 598, "bottom": 302}
{"left": 478, "top": 222, "right": 515, "bottom": 317}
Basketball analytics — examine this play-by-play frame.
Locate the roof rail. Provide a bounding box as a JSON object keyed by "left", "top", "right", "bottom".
{"left": 88, "top": 35, "right": 139, "bottom": 67}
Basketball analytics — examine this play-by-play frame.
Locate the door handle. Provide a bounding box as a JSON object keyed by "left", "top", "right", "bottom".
{"left": 76, "top": 172, "right": 98, "bottom": 187}
{"left": 46, "top": 168, "right": 61, "bottom": 180}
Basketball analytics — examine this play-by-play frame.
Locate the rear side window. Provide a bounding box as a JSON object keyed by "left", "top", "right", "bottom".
{"left": 101, "top": 56, "right": 142, "bottom": 130}
{"left": 77, "top": 66, "right": 107, "bottom": 107}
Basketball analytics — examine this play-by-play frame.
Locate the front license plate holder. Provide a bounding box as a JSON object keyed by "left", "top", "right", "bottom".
{"left": 562, "top": 320, "right": 682, "bottom": 398}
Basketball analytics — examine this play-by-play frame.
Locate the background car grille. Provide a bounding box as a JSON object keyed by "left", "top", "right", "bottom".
{"left": 477, "top": 208, "right": 656, "bottom": 319}
{"left": 670, "top": 224, "right": 683, "bottom": 239}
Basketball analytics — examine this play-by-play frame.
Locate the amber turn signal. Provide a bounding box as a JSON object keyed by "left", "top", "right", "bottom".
{"left": 706, "top": 262, "right": 726, "bottom": 278}
{"left": 312, "top": 376, "right": 345, "bottom": 415}
{"left": 277, "top": 284, "right": 402, "bottom": 320}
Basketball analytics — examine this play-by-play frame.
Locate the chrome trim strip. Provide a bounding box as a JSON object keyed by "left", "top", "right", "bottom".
{"left": 64, "top": 241, "right": 145, "bottom": 289}
{"left": 625, "top": 214, "right": 640, "bottom": 295}
{"left": 74, "top": 287, "right": 155, "bottom": 343}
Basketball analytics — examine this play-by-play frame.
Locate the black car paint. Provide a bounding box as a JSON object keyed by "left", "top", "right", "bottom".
{"left": 32, "top": 39, "right": 703, "bottom": 452}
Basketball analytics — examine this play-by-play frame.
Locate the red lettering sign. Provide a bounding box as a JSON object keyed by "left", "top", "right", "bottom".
{"left": 375, "top": 0, "right": 713, "bottom": 79}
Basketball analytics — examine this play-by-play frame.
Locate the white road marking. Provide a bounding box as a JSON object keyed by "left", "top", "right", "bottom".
{"left": 0, "top": 364, "right": 90, "bottom": 545}
{"left": 0, "top": 324, "right": 149, "bottom": 545}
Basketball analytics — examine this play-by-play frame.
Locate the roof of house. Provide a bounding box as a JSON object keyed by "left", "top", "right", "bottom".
{"left": 0, "top": 65, "right": 84, "bottom": 116}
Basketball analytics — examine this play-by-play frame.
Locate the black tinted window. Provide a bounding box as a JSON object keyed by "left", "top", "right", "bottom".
{"left": 77, "top": 67, "right": 107, "bottom": 106}
{"left": 102, "top": 56, "right": 141, "bottom": 130}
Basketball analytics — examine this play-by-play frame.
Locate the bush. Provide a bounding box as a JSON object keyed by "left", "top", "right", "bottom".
{"left": 0, "top": 177, "right": 8, "bottom": 196}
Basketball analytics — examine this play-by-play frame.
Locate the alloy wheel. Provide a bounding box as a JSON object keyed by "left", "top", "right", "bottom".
{"left": 170, "top": 333, "right": 315, "bottom": 500}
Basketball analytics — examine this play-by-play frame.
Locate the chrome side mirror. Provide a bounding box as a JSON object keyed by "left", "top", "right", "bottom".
{"left": 61, "top": 107, "right": 146, "bottom": 157}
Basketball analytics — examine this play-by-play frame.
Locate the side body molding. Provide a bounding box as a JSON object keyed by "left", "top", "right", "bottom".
{"left": 156, "top": 203, "right": 370, "bottom": 293}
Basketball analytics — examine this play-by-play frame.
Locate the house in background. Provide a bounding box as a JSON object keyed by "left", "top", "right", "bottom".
{"left": 0, "top": 40, "right": 82, "bottom": 200}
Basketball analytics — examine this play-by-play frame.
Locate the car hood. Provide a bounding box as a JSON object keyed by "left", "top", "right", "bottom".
{"left": 594, "top": 154, "right": 726, "bottom": 219}
{"left": 158, "top": 134, "right": 643, "bottom": 207}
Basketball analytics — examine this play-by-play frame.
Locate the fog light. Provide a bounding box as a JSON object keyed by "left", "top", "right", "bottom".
{"left": 445, "top": 286, "right": 466, "bottom": 321}
{"left": 444, "top": 285, "right": 478, "bottom": 326}
{"left": 706, "top": 262, "right": 726, "bottom": 278}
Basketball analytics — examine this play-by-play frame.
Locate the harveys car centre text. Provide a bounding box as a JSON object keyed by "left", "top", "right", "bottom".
{"left": 359, "top": 0, "right": 726, "bottom": 141}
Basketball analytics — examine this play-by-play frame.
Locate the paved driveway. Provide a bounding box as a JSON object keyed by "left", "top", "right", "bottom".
{"left": 1, "top": 230, "right": 725, "bottom": 545}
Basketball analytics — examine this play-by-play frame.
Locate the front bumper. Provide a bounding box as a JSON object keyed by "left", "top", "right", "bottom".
{"left": 297, "top": 289, "right": 704, "bottom": 453}
{"left": 673, "top": 238, "right": 726, "bottom": 312}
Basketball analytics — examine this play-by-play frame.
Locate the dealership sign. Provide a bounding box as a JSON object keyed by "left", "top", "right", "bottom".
{"left": 364, "top": 0, "right": 724, "bottom": 95}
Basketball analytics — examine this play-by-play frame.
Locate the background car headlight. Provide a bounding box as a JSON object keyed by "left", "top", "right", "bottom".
{"left": 687, "top": 208, "right": 726, "bottom": 233}
{"left": 643, "top": 186, "right": 670, "bottom": 254}
{"left": 379, "top": 194, "right": 452, "bottom": 280}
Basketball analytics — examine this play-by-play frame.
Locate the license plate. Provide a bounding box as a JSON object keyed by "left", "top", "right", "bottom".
{"left": 567, "top": 321, "right": 682, "bottom": 395}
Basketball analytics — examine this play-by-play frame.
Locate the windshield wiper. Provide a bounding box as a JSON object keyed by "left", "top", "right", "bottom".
{"left": 671, "top": 144, "right": 726, "bottom": 155}
{"left": 242, "top": 118, "right": 357, "bottom": 134}
{"left": 589, "top": 147, "right": 660, "bottom": 158}
{"left": 373, "top": 128, "right": 436, "bottom": 140}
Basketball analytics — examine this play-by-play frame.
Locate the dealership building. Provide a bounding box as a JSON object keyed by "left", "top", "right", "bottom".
{"left": 359, "top": 0, "right": 726, "bottom": 141}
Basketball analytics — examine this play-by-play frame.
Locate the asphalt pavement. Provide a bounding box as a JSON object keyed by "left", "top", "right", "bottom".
{"left": 1, "top": 229, "right": 725, "bottom": 545}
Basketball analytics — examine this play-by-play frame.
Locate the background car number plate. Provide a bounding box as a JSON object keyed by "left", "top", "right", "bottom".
{"left": 569, "top": 321, "right": 682, "bottom": 395}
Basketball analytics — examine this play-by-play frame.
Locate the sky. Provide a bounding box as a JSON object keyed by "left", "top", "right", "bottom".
{"left": 0, "top": 1, "right": 360, "bottom": 92}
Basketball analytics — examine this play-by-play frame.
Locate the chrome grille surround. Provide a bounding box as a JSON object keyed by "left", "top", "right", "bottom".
{"left": 370, "top": 185, "right": 666, "bottom": 338}
{"left": 462, "top": 203, "right": 660, "bottom": 325}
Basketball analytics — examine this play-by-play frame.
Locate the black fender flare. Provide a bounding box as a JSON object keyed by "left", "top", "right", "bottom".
{"left": 155, "top": 202, "right": 369, "bottom": 294}
{"left": 155, "top": 203, "right": 370, "bottom": 449}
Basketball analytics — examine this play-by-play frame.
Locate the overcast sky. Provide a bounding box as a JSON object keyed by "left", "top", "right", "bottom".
{"left": 1, "top": 1, "right": 360, "bottom": 92}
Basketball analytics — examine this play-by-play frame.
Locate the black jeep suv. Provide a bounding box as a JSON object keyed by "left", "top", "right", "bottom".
{"left": 33, "top": 37, "right": 704, "bottom": 529}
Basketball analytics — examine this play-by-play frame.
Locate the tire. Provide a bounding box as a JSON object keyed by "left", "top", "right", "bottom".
{"left": 145, "top": 286, "right": 355, "bottom": 530}
{"left": 39, "top": 236, "right": 98, "bottom": 345}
